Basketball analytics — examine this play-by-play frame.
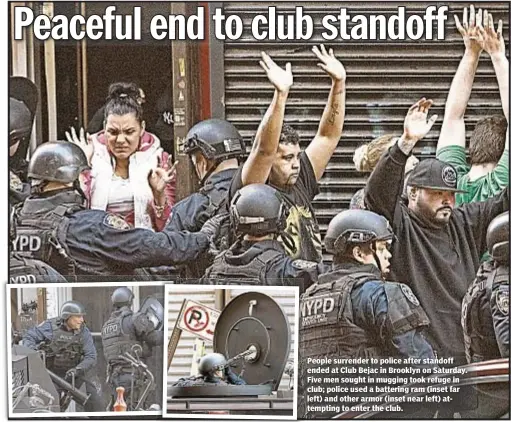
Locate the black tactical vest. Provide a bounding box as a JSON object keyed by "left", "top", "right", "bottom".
{"left": 102, "top": 309, "right": 142, "bottom": 366}
{"left": 12, "top": 194, "right": 83, "bottom": 281}
{"left": 462, "top": 262, "right": 506, "bottom": 363}
{"left": 300, "top": 271, "right": 383, "bottom": 360}
{"left": 202, "top": 245, "right": 283, "bottom": 285}
{"left": 10, "top": 253, "right": 67, "bottom": 283}
{"left": 46, "top": 318, "right": 85, "bottom": 372}
{"left": 180, "top": 181, "right": 231, "bottom": 281}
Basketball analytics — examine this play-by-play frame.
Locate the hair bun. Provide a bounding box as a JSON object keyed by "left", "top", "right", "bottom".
{"left": 107, "top": 82, "right": 140, "bottom": 102}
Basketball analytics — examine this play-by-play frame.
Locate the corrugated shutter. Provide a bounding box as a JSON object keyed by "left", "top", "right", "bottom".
{"left": 229, "top": 288, "right": 297, "bottom": 391}
{"left": 222, "top": 1, "right": 509, "bottom": 236}
{"left": 166, "top": 287, "right": 297, "bottom": 391}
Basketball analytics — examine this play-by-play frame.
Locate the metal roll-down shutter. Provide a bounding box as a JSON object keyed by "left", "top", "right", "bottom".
{"left": 220, "top": 2, "right": 509, "bottom": 238}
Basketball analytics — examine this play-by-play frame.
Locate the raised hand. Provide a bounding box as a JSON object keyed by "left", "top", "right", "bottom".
{"left": 454, "top": 5, "right": 483, "bottom": 55}
{"left": 148, "top": 155, "right": 178, "bottom": 202}
{"left": 65, "top": 127, "right": 94, "bottom": 165}
{"left": 259, "top": 51, "right": 293, "bottom": 94}
{"left": 403, "top": 98, "right": 438, "bottom": 143}
{"left": 476, "top": 10, "right": 505, "bottom": 57}
{"left": 312, "top": 44, "right": 346, "bottom": 82}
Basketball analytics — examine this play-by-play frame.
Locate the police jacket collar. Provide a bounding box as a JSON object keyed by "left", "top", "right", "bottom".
{"left": 325, "top": 262, "right": 381, "bottom": 280}
{"left": 225, "top": 239, "right": 284, "bottom": 265}
{"left": 203, "top": 168, "right": 238, "bottom": 188}
{"left": 112, "top": 306, "right": 133, "bottom": 317}
{"left": 23, "top": 190, "right": 84, "bottom": 215}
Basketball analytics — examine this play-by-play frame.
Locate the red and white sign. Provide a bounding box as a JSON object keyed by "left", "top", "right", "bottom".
{"left": 177, "top": 299, "right": 220, "bottom": 342}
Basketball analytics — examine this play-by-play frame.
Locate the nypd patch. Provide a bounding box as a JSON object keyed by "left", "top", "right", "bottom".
{"left": 103, "top": 214, "right": 130, "bottom": 230}
{"left": 292, "top": 259, "right": 317, "bottom": 270}
{"left": 496, "top": 289, "right": 509, "bottom": 316}
{"left": 400, "top": 284, "right": 419, "bottom": 306}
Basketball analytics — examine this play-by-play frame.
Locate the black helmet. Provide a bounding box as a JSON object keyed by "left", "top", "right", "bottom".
{"left": 60, "top": 300, "right": 86, "bottom": 320}
{"left": 28, "top": 141, "right": 90, "bottom": 184}
{"left": 9, "top": 77, "right": 38, "bottom": 147}
{"left": 325, "top": 210, "right": 394, "bottom": 254}
{"left": 111, "top": 287, "right": 134, "bottom": 308}
{"left": 230, "top": 184, "right": 288, "bottom": 236}
{"left": 487, "top": 211, "right": 509, "bottom": 265}
{"left": 198, "top": 353, "right": 227, "bottom": 376}
{"left": 183, "top": 119, "right": 245, "bottom": 161}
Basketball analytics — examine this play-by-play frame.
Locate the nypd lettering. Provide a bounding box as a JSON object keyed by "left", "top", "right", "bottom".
{"left": 10, "top": 274, "right": 37, "bottom": 283}
{"left": 300, "top": 293, "right": 339, "bottom": 328}
{"left": 12, "top": 235, "right": 42, "bottom": 252}
{"left": 102, "top": 322, "right": 119, "bottom": 336}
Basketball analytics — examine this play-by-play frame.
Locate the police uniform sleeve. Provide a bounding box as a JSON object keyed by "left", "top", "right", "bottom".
{"left": 76, "top": 327, "right": 97, "bottom": 372}
{"left": 225, "top": 367, "right": 247, "bottom": 385}
{"left": 491, "top": 283, "right": 509, "bottom": 358}
{"left": 67, "top": 211, "right": 210, "bottom": 270}
{"left": 270, "top": 257, "right": 318, "bottom": 293}
{"left": 382, "top": 283, "right": 435, "bottom": 359}
{"left": 22, "top": 320, "right": 52, "bottom": 350}
{"left": 166, "top": 195, "right": 201, "bottom": 232}
{"left": 133, "top": 313, "right": 164, "bottom": 347}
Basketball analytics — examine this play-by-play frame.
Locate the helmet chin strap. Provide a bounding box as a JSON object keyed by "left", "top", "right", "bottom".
{"left": 370, "top": 242, "right": 383, "bottom": 274}
{"left": 199, "top": 160, "right": 220, "bottom": 186}
{"left": 73, "top": 180, "right": 88, "bottom": 206}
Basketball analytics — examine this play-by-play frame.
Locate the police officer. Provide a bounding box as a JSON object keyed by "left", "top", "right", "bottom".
{"left": 201, "top": 184, "right": 318, "bottom": 291}
{"left": 166, "top": 119, "right": 245, "bottom": 278}
{"left": 299, "top": 210, "right": 435, "bottom": 418}
{"left": 22, "top": 301, "right": 105, "bottom": 412}
{"left": 101, "top": 287, "right": 164, "bottom": 410}
{"left": 300, "top": 209, "right": 434, "bottom": 360}
{"left": 173, "top": 353, "right": 246, "bottom": 387}
{"left": 9, "top": 76, "right": 38, "bottom": 208}
{"left": 462, "top": 211, "right": 509, "bottom": 362}
{"left": 11, "top": 141, "right": 223, "bottom": 281}
{"left": 9, "top": 79, "right": 64, "bottom": 283}
{"left": 9, "top": 253, "right": 67, "bottom": 284}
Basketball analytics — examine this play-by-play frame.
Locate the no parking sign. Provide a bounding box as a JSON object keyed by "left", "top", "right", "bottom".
{"left": 177, "top": 299, "right": 220, "bottom": 342}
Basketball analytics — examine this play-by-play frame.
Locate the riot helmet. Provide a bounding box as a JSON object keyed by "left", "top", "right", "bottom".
{"left": 487, "top": 211, "right": 509, "bottom": 265}
{"left": 198, "top": 353, "right": 227, "bottom": 377}
{"left": 230, "top": 184, "right": 288, "bottom": 236}
{"left": 111, "top": 287, "right": 134, "bottom": 308}
{"left": 60, "top": 300, "right": 86, "bottom": 320}
{"left": 183, "top": 119, "right": 245, "bottom": 184}
{"left": 9, "top": 77, "right": 38, "bottom": 147}
{"left": 325, "top": 209, "right": 394, "bottom": 255}
{"left": 28, "top": 141, "right": 90, "bottom": 184}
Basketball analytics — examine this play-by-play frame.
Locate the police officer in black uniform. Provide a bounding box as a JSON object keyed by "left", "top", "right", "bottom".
{"left": 8, "top": 77, "right": 65, "bottom": 283}
{"left": 299, "top": 210, "right": 435, "bottom": 418}
{"left": 201, "top": 184, "right": 317, "bottom": 291}
{"left": 101, "top": 287, "right": 164, "bottom": 410}
{"left": 462, "top": 211, "right": 509, "bottom": 362}
{"left": 172, "top": 353, "right": 246, "bottom": 387}
{"left": 9, "top": 76, "right": 38, "bottom": 209}
{"left": 11, "top": 141, "right": 223, "bottom": 281}
{"left": 9, "top": 253, "right": 67, "bottom": 284}
{"left": 166, "top": 119, "right": 245, "bottom": 278}
{"left": 22, "top": 301, "right": 105, "bottom": 412}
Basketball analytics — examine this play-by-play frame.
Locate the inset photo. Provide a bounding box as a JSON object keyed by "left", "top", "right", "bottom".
{"left": 164, "top": 285, "right": 298, "bottom": 419}
{"left": 8, "top": 282, "right": 165, "bottom": 417}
